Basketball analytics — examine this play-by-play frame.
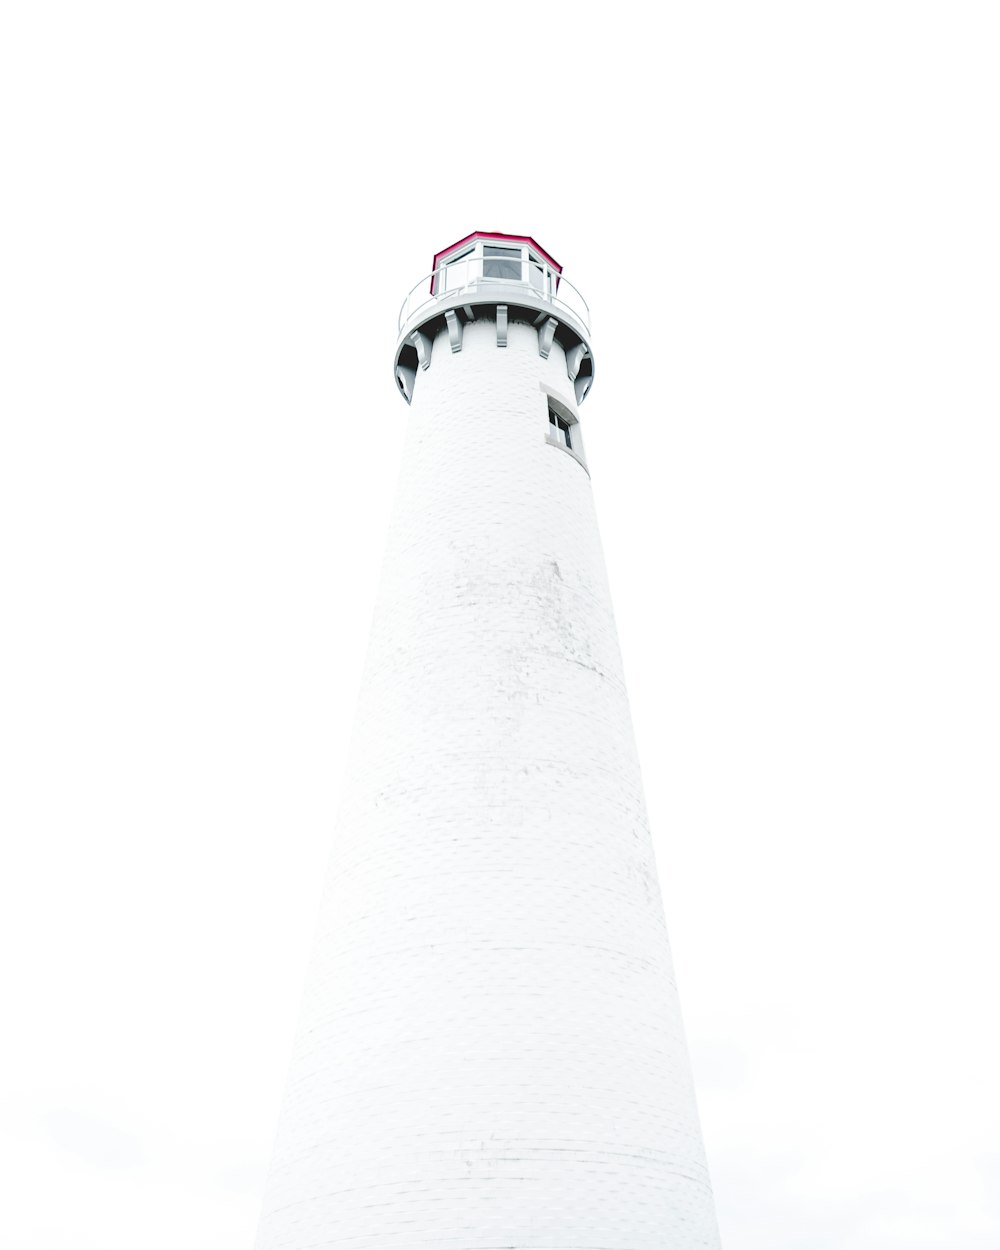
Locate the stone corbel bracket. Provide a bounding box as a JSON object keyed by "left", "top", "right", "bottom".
{"left": 445, "top": 310, "right": 463, "bottom": 353}
{"left": 566, "top": 342, "right": 588, "bottom": 382}
{"left": 566, "top": 342, "right": 593, "bottom": 403}
{"left": 409, "top": 329, "right": 433, "bottom": 371}
{"left": 536, "top": 316, "right": 558, "bottom": 360}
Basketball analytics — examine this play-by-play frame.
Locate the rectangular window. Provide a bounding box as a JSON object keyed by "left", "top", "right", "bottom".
{"left": 483, "top": 245, "right": 522, "bottom": 281}
{"left": 549, "top": 406, "right": 573, "bottom": 449}
{"left": 543, "top": 393, "right": 587, "bottom": 472}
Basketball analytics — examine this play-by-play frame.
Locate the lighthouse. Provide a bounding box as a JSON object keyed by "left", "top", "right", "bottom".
{"left": 254, "top": 234, "right": 722, "bottom": 1249}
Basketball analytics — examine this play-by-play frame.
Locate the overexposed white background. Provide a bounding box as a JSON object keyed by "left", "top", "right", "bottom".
{"left": 2, "top": 3, "right": 998, "bottom": 1247}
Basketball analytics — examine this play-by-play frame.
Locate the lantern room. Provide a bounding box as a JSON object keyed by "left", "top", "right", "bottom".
{"left": 431, "top": 232, "right": 564, "bottom": 300}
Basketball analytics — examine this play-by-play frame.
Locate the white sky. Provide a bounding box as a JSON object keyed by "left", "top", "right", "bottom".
{"left": 2, "top": 3, "right": 998, "bottom": 1248}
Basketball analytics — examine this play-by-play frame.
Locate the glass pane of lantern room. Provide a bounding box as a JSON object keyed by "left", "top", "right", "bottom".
{"left": 442, "top": 248, "right": 474, "bottom": 292}
{"left": 483, "top": 245, "right": 522, "bottom": 281}
{"left": 528, "top": 252, "right": 546, "bottom": 293}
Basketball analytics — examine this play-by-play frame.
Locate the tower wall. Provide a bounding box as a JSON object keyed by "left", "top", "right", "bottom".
{"left": 255, "top": 315, "right": 721, "bottom": 1249}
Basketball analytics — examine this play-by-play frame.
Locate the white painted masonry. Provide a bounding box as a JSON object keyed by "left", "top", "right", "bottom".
{"left": 254, "top": 264, "right": 722, "bottom": 1248}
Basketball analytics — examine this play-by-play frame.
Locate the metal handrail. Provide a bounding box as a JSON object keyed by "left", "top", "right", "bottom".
{"left": 397, "top": 259, "right": 591, "bottom": 337}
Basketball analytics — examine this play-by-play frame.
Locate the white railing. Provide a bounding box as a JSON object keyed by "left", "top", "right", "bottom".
{"left": 398, "top": 258, "right": 591, "bottom": 336}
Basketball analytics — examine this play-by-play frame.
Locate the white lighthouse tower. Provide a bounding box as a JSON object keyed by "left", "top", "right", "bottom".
{"left": 254, "top": 234, "right": 722, "bottom": 1250}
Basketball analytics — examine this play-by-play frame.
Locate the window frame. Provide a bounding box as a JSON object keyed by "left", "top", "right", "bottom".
{"left": 482, "top": 243, "right": 524, "bottom": 282}
{"left": 441, "top": 246, "right": 475, "bottom": 292}
{"left": 549, "top": 407, "right": 574, "bottom": 449}
{"left": 543, "top": 389, "right": 588, "bottom": 475}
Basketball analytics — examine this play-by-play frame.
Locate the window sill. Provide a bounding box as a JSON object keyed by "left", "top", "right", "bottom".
{"left": 545, "top": 434, "right": 590, "bottom": 477}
